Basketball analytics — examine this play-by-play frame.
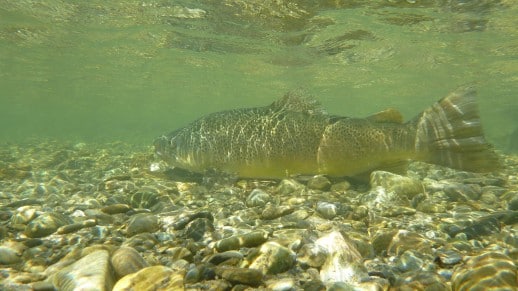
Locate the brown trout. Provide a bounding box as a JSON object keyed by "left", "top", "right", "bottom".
{"left": 154, "top": 87, "right": 500, "bottom": 178}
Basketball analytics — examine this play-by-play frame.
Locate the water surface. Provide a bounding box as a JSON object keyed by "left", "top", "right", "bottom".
{"left": 1, "top": 1, "right": 517, "bottom": 152}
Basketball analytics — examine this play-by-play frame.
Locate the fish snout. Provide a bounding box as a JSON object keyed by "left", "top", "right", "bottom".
{"left": 153, "top": 136, "right": 170, "bottom": 158}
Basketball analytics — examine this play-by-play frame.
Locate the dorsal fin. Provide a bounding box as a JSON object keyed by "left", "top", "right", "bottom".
{"left": 270, "top": 90, "right": 327, "bottom": 115}
{"left": 366, "top": 108, "right": 403, "bottom": 124}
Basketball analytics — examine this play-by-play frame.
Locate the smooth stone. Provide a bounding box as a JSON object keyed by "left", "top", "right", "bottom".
{"left": 246, "top": 188, "right": 272, "bottom": 207}
{"left": 126, "top": 213, "right": 159, "bottom": 237}
{"left": 110, "top": 246, "right": 149, "bottom": 278}
{"left": 277, "top": 179, "right": 304, "bottom": 195}
{"left": 381, "top": 206, "right": 416, "bottom": 217}
{"left": 57, "top": 219, "right": 96, "bottom": 234}
{"left": 50, "top": 249, "right": 114, "bottom": 291}
{"left": 330, "top": 181, "right": 351, "bottom": 193}
{"left": 443, "top": 183, "right": 482, "bottom": 201}
{"left": 451, "top": 251, "right": 517, "bottom": 290}
{"left": 100, "top": 203, "right": 131, "bottom": 214}
{"left": 307, "top": 175, "right": 331, "bottom": 190}
{"left": 395, "top": 250, "right": 425, "bottom": 272}
{"left": 215, "top": 231, "right": 268, "bottom": 252}
{"left": 261, "top": 204, "right": 294, "bottom": 220}
{"left": 10, "top": 206, "right": 37, "bottom": 224}
{"left": 184, "top": 217, "right": 214, "bottom": 241}
{"left": 249, "top": 242, "right": 296, "bottom": 275}
{"left": 215, "top": 266, "right": 263, "bottom": 287}
{"left": 435, "top": 249, "right": 462, "bottom": 267}
{"left": 387, "top": 230, "right": 432, "bottom": 256}
{"left": 371, "top": 230, "right": 397, "bottom": 255}
{"left": 298, "top": 243, "right": 328, "bottom": 268}
{"left": 316, "top": 202, "right": 338, "bottom": 220}
{"left": 370, "top": 171, "right": 423, "bottom": 198}
{"left": 392, "top": 271, "right": 449, "bottom": 290}
{"left": 265, "top": 277, "right": 297, "bottom": 291}
{"left": 113, "top": 265, "right": 185, "bottom": 291}
{"left": 206, "top": 250, "right": 244, "bottom": 265}
{"left": 25, "top": 212, "right": 73, "bottom": 238}
{"left": 315, "top": 231, "right": 368, "bottom": 284}
{"left": 0, "top": 244, "right": 23, "bottom": 264}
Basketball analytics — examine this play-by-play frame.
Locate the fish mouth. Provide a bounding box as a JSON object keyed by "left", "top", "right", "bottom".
{"left": 153, "top": 136, "right": 169, "bottom": 157}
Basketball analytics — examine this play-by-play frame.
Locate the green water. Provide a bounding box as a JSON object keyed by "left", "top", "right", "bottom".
{"left": 1, "top": 1, "right": 517, "bottom": 152}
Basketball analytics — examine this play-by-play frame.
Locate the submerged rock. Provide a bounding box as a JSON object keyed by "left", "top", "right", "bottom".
{"left": 113, "top": 265, "right": 185, "bottom": 291}
{"left": 49, "top": 249, "right": 114, "bottom": 291}
{"left": 249, "top": 241, "right": 296, "bottom": 275}
{"left": 315, "top": 231, "right": 368, "bottom": 284}
{"left": 451, "top": 251, "right": 517, "bottom": 290}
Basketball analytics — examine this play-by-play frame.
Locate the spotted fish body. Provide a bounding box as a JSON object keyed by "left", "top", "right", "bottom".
{"left": 154, "top": 88, "right": 499, "bottom": 178}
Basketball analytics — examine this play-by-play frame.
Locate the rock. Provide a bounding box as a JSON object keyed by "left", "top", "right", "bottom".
{"left": 184, "top": 218, "right": 214, "bottom": 241}
{"left": 392, "top": 271, "right": 449, "bottom": 290}
{"left": 316, "top": 202, "right": 338, "bottom": 220}
{"left": 25, "top": 212, "right": 73, "bottom": 238}
{"left": 249, "top": 242, "right": 296, "bottom": 275}
{"left": 297, "top": 243, "right": 328, "bottom": 268}
{"left": 387, "top": 230, "right": 432, "bottom": 256}
{"left": 246, "top": 188, "right": 272, "bottom": 207}
{"left": 307, "top": 175, "right": 331, "bottom": 190}
{"left": 452, "top": 251, "right": 517, "bottom": 290}
{"left": 0, "top": 241, "right": 25, "bottom": 265}
{"left": 215, "top": 230, "right": 269, "bottom": 252}
{"left": 10, "top": 206, "right": 37, "bottom": 225}
{"left": 261, "top": 204, "right": 294, "bottom": 220}
{"left": 315, "top": 231, "right": 368, "bottom": 284}
{"left": 443, "top": 183, "right": 482, "bottom": 201}
{"left": 265, "top": 277, "right": 297, "bottom": 290}
{"left": 435, "top": 249, "right": 462, "bottom": 267}
{"left": 110, "top": 246, "right": 149, "bottom": 279}
{"left": 206, "top": 251, "right": 244, "bottom": 265}
{"left": 381, "top": 206, "right": 416, "bottom": 217}
{"left": 101, "top": 203, "right": 131, "bottom": 214}
{"left": 330, "top": 181, "right": 351, "bottom": 193}
{"left": 49, "top": 249, "right": 114, "bottom": 291}
{"left": 126, "top": 213, "right": 159, "bottom": 237}
{"left": 56, "top": 219, "right": 96, "bottom": 234}
{"left": 113, "top": 265, "right": 185, "bottom": 291}
{"left": 277, "top": 179, "right": 304, "bottom": 195}
{"left": 370, "top": 171, "right": 423, "bottom": 198}
{"left": 215, "top": 266, "right": 263, "bottom": 287}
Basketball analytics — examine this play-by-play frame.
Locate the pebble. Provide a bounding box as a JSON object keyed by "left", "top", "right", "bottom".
{"left": 25, "top": 212, "right": 73, "bottom": 238}
{"left": 370, "top": 171, "right": 423, "bottom": 198}
{"left": 315, "top": 231, "right": 368, "bottom": 284}
{"left": 307, "top": 175, "right": 331, "bottom": 190}
{"left": 316, "top": 201, "right": 339, "bottom": 219}
{"left": 214, "top": 266, "right": 263, "bottom": 287}
{"left": 49, "top": 249, "right": 114, "bottom": 291}
{"left": 215, "top": 230, "right": 269, "bottom": 252}
{"left": 246, "top": 188, "right": 272, "bottom": 207}
{"left": 451, "top": 251, "right": 518, "bottom": 290}
{"left": 110, "top": 246, "right": 149, "bottom": 278}
{"left": 113, "top": 265, "right": 185, "bottom": 291}
{"left": 126, "top": 213, "right": 159, "bottom": 237}
{"left": 0, "top": 241, "right": 24, "bottom": 265}
{"left": 249, "top": 241, "right": 296, "bottom": 275}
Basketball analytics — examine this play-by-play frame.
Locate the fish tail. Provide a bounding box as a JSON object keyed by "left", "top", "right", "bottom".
{"left": 413, "top": 87, "right": 500, "bottom": 172}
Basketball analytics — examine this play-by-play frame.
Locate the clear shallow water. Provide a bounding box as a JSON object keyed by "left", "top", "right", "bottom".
{"left": 1, "top": 1, "right": 517, "bottom": 152}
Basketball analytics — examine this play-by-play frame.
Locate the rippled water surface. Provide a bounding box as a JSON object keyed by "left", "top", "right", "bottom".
{"left": 1, "top": 0, "right": 517, "bottom": 151}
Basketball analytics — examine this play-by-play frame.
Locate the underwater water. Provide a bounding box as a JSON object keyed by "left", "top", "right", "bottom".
{"left": 1, "top": 0, "right": 517, "bottom": 152}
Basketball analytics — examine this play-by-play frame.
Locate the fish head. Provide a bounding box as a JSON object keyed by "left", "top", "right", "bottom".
{"left": 154, "top": 130, "right": 199, "bottom": 171}
{"left": 154, "top": 134, "right": 179, "bottom": 164}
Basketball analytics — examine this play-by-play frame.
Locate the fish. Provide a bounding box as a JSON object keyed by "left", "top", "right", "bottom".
{"left": 154, "top": 87, "right": 500, "bottom": 178}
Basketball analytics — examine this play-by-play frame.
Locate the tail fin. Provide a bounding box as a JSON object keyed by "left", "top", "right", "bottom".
{"left": 413, "top": 87, "right": 500, "bottom": 172}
